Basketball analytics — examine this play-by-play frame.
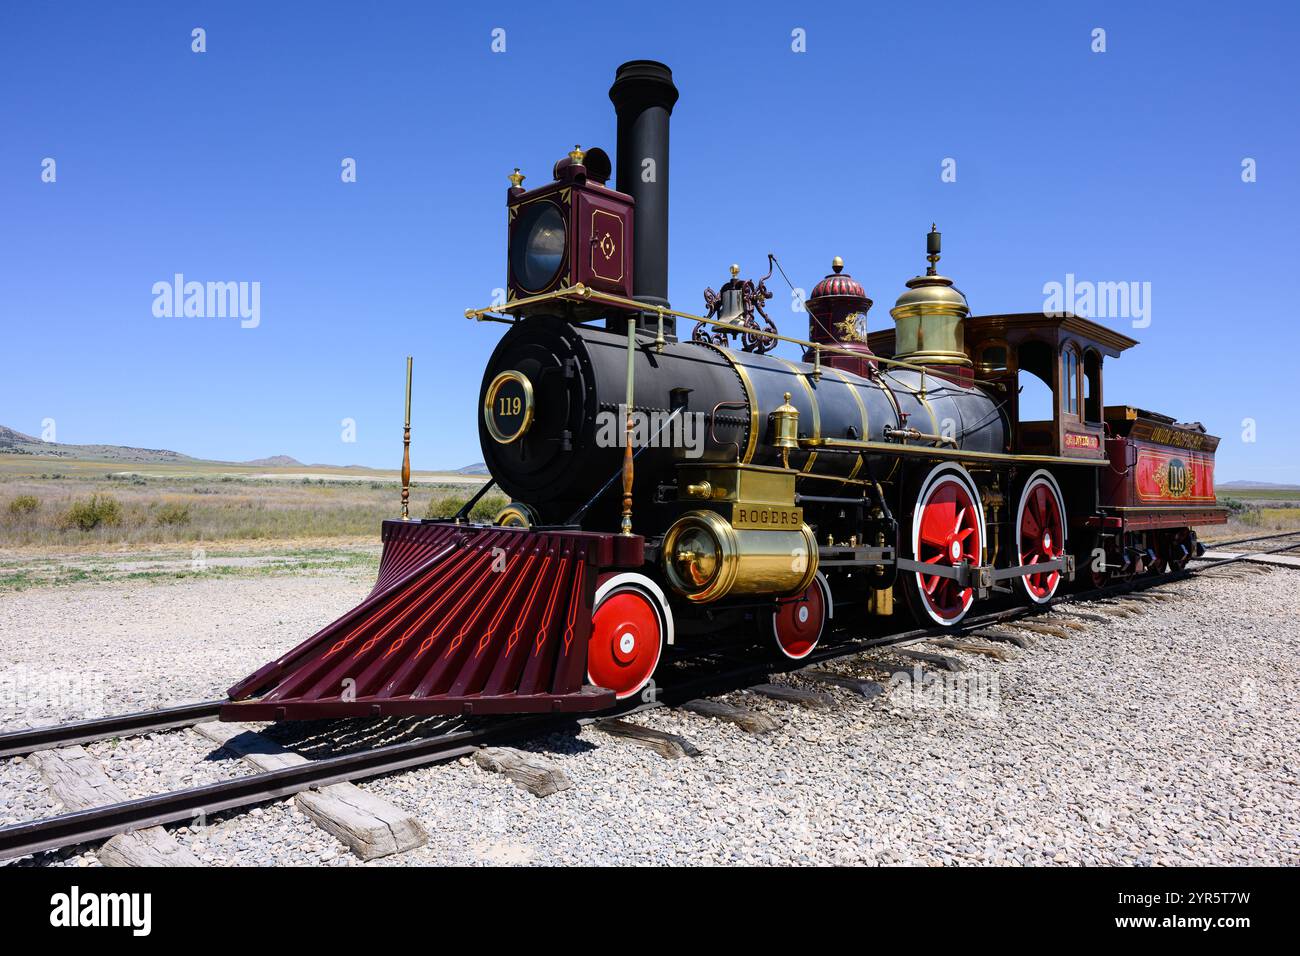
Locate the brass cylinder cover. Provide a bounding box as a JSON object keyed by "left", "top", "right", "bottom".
{"left": 662, "top": 509, "right": 818, "bottom": 603}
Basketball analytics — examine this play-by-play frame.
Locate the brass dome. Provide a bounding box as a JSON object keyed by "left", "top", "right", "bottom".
{"left": 892, "top": 274, "right": 969, "bottom": 314}
{"left": 889, "top": 227, "right": 971, "bottom": 368}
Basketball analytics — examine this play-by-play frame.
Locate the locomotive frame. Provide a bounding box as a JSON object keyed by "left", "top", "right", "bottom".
{"left": 220, "top": 60, "right": 1226, "bottom": 722}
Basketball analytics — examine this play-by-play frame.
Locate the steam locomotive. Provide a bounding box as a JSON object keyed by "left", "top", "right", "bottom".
{"left": 221, "top": 61, "right": 1227, "bottom": 722}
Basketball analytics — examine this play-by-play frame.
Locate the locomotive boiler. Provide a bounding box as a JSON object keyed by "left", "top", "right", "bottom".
{"left": 221, "top": 60, "right": 1226, "bottom": 722}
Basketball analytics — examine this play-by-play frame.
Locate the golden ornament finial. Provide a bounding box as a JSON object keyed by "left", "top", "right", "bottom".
{"left": 832, "top": 256, "right": 844, "bottom": 274}
{"left": 508, "top": 167, "right": 525, "bottom": 188}
{"left": 729, "top": 263, "right": 740, "bottom": 278}
{"left": 569, "top": 144, "right": 586, "bottom": 164}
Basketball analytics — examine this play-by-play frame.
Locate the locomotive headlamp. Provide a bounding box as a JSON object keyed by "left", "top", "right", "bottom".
{"left": 510, "top": 201, "right": 567, "bottom": 293}
{"left": 504, "top": 147, "right": 634, "bottom": 310}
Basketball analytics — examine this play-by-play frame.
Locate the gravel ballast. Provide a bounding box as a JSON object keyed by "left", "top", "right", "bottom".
{"left": 2, "top": 562, "right": 1296, "bottom": 866}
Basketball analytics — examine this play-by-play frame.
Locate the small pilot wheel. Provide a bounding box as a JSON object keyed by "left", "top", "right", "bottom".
{"left": 1015, "top": 470, "right": 1068, "bottom": 604}
{"left": 587, "top": 575, "right": 670, "bottom": 700}
{"left": 768, "top": 573, "right": 831, "bottom": 661}
{"left": 903, "top": 464, "right": 984, "bottom": 627}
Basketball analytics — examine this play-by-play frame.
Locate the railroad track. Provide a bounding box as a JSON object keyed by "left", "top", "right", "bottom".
{"left": 0, "top": 531, "right": 1289, "bottom": 863}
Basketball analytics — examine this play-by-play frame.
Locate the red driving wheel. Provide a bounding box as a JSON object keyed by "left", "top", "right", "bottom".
{"left": 769, "top": 574, "right": 830, "bottom": 660}
{"left": 909, "top": 467, "right": 983, "bottom": 626}
{"left": 587, "top": 578, "right": 667, "bottom": 700}
{"left": 1016, "top": 471, "right": 1067, "bottom": 603}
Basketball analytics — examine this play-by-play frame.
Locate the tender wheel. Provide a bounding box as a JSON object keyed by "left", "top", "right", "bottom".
{"left": 587, "top": 574, "right": 671, "bottom": 700}
{"left": 903, "top": 464, "right": 985, "bottom": 626}
{"left": 1015, "top": 469, "right": 1068, "bottom": 604}
{"left": 767, "top": 572, "right": 831, "bottom": 661}
{"left": 1164, "top": 528, "right": 1195, "bottom": 572}
{"left": 1146, "top": 532, "right": 1169, "bottom": 575}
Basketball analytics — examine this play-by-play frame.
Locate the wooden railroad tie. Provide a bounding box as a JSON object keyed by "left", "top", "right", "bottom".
{"left": 897, "top": 649, "right": 966, "bottom": 671}
{"left": 926, "top": 637, "right": 1017, "bottom": 662}
{"left": 798, "top": 667, "right": 886, "bottom": 699}
{"left": 680, "top": 698, "right": 779, "bottom": 734}
{"left": 1044, "top": 616, "right": 1091, "bottom": 630}
{"left": 1011, "top": 620, "right": 1072, "bottom": 639}
{"left": 1056, "top": 610, "right": 1110, "bottom": 625}
{"left": 594, "top": 719, "right": 701, "bottom": 759}
{"left": 26, "top": 746, "right": 201, "bottom": 867}
{"left": 1111, "top": 600, "right": 1151, "bottom": 614}
{"left": 194, "top": 721, "right": 428, "bottom": 859}
{"left": 746, "top": 682, "right": 836, "bottom": 709}
{"left": 474, "top": 746, "right": 574, "bottom": 797}
{"left": 1093, "top": 603, "right": 1139, "bottom": 618}
{"left": 973, "top": 628, "right": 1035, "bottom": 649}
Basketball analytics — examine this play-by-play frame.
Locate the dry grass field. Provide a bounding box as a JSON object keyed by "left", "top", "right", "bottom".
{"left": 0, "top": 452, "right": 1290, "bottom": 588}
{"left": 0, "top": 456, "right": 506, "bottom": 588}
{"left": 1211, "top": 488, "right": 1300, "bottom": 542}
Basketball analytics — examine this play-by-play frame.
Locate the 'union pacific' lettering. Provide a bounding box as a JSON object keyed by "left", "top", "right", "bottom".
{"left": 1148, "top": 426, "right": 1209, "bottom": 451}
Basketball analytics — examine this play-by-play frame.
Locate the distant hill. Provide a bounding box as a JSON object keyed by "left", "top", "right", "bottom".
{"left": 456, "top": 462, "right": 490, "bottom": 475}
{"left": 243, "top": 455, "right": 304, "bottom": 467}
{"left": 0, "top": 424, "right": 309, "bottom": 468}
{"left": 0, "top": 424, "right": 198, "bottom": 464}
{"left": 1218, "top": 480, "right": 1300, "bottom": 491}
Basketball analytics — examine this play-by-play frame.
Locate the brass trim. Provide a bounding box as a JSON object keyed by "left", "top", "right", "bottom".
{"left": 1104, "top": 505, "right": 1229, "bottom": 513}
{"left": 874, "top": 377, "right": 904, "bottom": 486}
{"left": 483, "top": 370, "right": 535, "bottom": 444}
{"left": 589, "top": 208, "right": 625, "bottom": 283}
{"left": 830, "top": 367, "right": 868, "bottom": 480}
{"left": 801, "top": 436, "right": 1109, "bottom": 468}
{"left": 775, "top": 356, "right": 820, "bottom": 473}
{"left": 465, "top": 284, "right": 952, "bottom": 379}
{"left": 714, "top": 345, "right": 760, "bottom": 464}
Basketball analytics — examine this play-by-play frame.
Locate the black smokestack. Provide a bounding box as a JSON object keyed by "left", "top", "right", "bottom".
{"left": 609, "top": 60, "right": 679, "bottom": 334}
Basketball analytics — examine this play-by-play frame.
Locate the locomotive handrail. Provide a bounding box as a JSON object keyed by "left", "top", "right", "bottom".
{"left": 802, "top": 435, "right": 1109, "bottom": 468}
{"left": 464, "top": 283, "right": 949, "bottom": 383}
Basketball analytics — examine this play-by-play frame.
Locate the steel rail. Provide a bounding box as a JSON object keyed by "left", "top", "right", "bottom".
{"left": 0, "top": 700, "right": 225, "bottom": 760}
{"left": 9, "top": 528, "right": 1289, "bottom": 761}
{"left": 0, "top": 594, "right": 1068, "bottom": 861}
{"left": 0, "top": 712, "right": 567, "bottom": 862}
{"left": 0, "top": 560, "right": 1231, "bottom": 862}
{"left": 1198, "top": 528, "right": 1300, "bottom": 550}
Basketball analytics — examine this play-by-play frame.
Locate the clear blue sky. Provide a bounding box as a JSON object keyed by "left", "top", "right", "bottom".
{"left": 2, "top": 1, "right": 1295, "bottom": 481}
